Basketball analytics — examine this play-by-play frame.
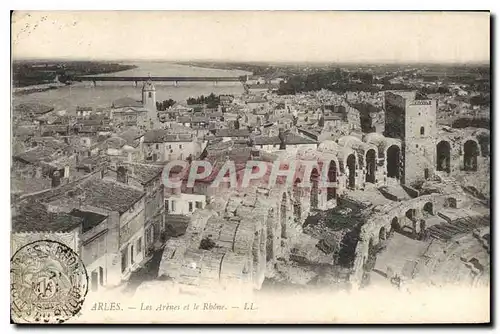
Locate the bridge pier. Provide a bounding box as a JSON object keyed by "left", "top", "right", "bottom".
{"left": 214, "top": 80, "right": 218, "bottom": 87}
{"left": 173, "top": 81, "right": 178, "bottom": 87}
{"left": 92, "top": 80, "right": 96, "bottom": 87}
{"left": 135, "top": 80, "right": 138, "bottom": 87}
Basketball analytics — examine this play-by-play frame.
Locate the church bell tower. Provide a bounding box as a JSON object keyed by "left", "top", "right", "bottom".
{"left": 142, "top": 77, "right": 157, "bottom": 112}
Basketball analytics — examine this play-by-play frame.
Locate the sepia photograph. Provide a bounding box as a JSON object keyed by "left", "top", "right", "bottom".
{"left": 9, "top": 10, "right": 491, "bottom": 324}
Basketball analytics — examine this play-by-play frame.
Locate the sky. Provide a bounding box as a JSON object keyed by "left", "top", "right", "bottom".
{"left": 11, "top": 11, "right": 490, "bottom": 64}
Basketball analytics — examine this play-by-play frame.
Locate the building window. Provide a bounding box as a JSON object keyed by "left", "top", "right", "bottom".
{"left": 130, "top": 245, "right": 135, "bottom": 265}
{"left": 148, "top": 92, "right": 152, "bottom": 98}
{"left": 99, "top": 267, "right": 104, "bottom": 286}
{"left": 151, "top": 224, "right": 156, "bottom": 242}
{"left": 195, "top": 201, "right": 203, "bottom": 209}
{"left": 156, "top": 144, "right": 159, "bottom": 149}
{"left": 91, "top": 270, "right": 98, "bottom": 291}
{"left": 137, "top": 237, "right": 142, "bottom": 254}
{"left": 121, "top": 249, "right": 128, "bottom": 273}
{"left": 179, "top": 144, "right": 183, "bottom": 149}
{"left": 171, "top": 200, "right": 176, "bottom": 212}
{"left": 189, "top": 202, "right": 193, "bottom": 212}
{"left": 420, "top": 126, "right": 425, "bottom": 135}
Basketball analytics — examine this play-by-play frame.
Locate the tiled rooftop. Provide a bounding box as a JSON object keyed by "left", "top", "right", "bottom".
{"left": 12, "top": 201, "right": 83, "bottom": 233}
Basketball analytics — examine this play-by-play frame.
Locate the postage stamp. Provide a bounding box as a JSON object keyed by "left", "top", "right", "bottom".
{"left": 10, "top": 240, "right": 89, "bottom": 324}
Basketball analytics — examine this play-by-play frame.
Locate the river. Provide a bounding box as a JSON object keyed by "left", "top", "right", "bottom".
{"left": 13, "top": 62, "right": 252, "bottom": 112}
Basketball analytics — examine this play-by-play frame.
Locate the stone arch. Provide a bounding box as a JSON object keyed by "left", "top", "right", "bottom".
{"left": 346, "top": 153, "right": 356, "bottom": 189}
{"left": 280, "top": 192, "right": 288, "bottom": 239}
{"left": 310, "top": 168, "right": 320, "bottom": 210}
{"left": 327, "top": 160, "right": 338, "bottom": 200}
{"left": 386, "top": 145, "right": 401, "bottom": 179}
{"left": 365, "top": 149, "right": 377, "bottom": 183}
{"left": 423, "top": 202, "right": 434, "bottom": 216}
{"left": 464, "top": 140, "right": 479, "bottom": 171}
{"left": 266, "top": 208, "right": 276, "bottom": 262}
{"left": 436, "top": 140, "right": 451, "bottom": 173}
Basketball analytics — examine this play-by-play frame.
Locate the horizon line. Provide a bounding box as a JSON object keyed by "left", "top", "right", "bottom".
{"left": 12, "top": 57, "right": 491, "bottom": 66}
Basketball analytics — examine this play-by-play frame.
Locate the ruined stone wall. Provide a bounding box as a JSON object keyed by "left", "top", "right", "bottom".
{"left": 158, "top": 184, "right": 307, "bottom": 292}
{"left": 350, "top": 190, "right": 469, "bottom": 286}
{"left": 436, "top": 128, "right": 490, "bottom": 177}
{"left": 384, "top": 92, "right": 405, "bottom": 138}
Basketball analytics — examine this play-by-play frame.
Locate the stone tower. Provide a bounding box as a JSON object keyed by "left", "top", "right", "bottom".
{"left": 142, "top": 79, "right": 157, "bottom": 112}
{"left": 384, "top": 91, "right": 437, "bottom": 186}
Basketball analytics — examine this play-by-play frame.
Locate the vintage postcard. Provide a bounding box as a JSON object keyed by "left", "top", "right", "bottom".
{"left": 10, "top": 11, "right": 490, "bottom": 324}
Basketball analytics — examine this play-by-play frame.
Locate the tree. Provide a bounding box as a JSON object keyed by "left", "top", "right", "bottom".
{"left": 156, "top": 99, "right": 176, "bottom": 111}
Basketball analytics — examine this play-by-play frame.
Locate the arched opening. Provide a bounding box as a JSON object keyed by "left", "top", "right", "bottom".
{"left": 365, "top": 237, "right": 378, "bottom": 272}
{"left": 280, "top": 193, "right": 287, "bottom": 239}
{"left": 446, "top": 197, "right": 457, "bottom": 209}
{"left": 390, "top": 217, "right": 400, "bottom": 233}
{"left": 365, "top": 149, "right": 377, "bottom": 183}
{"left": 379, "top": 227, "right": 387, "bottom": 243}
{"left": 368, "top": 238, "right": 374, "bottom": 253}
{"left": 347, "top": 154, "right": 356, "bottom": 189}
{"left": 259, "top": 228, "right": 266, "bottom": 278}
{"left": 464, "top": 140, "right": 479, "bottom": 171}
{"left": 266, "top": 209, "right": 275, "bottom": 262}
{"left": 477, "top": 133, "right": 490, "bottom": 157}
{"left": 386, "top": 145, "right": 400, "bottom": 179}
{"left": 420, "top": 126, "right": 425, "bottom": 135}
{"left": 252, "top": 231, "right": 259, "bottom": 284}
{"left": 293, "top": 179, "right": 302, "bottom": 222}
{"left": 310, "top": 168, "right": 319, "bottom": 210}
{"left": 327, "top": 161, "right": 337, "bottom": 201}
{"left": 423, "top": 202, "right": 433, "bottom": 216}
{"left": 436, "top": 141, "right": 451, "bottom": 173}
{"left": 293, "top": 178, "right": 302, "bottom": 223}
{"left": 117, "top": 166, "right": 128, "bottom": 183}
{"left": 405, "top": 209, "right": 415, "bottom": 221}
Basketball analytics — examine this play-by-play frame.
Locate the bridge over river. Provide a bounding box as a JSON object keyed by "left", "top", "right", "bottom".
{"left": 76, "top": 75, "right": 248, "bottom": 87}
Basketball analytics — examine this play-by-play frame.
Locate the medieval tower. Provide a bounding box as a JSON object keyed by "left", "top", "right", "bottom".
{"left": 384, "top": 91, "right": 437, "bottom": 186}
{"left": 142, "top": 79, "right": 157, "bottom": 112}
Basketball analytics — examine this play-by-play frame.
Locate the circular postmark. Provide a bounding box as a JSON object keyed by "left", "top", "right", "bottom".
{"left": 10, "top": 240, "right": 88, "bottom": 324}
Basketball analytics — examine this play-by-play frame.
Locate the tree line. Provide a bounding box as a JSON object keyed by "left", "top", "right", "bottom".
{"left": 186, "top": 93, "right": 221, "bottom": 109}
